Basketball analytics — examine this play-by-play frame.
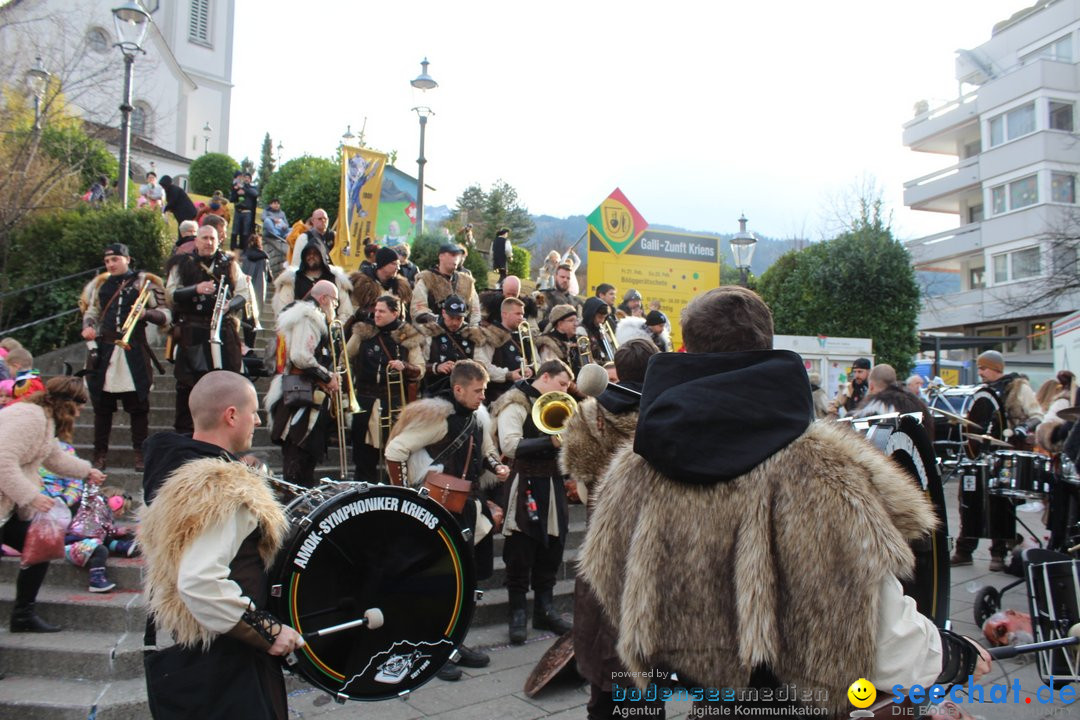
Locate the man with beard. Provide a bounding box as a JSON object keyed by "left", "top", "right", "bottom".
{"left": 422, "top": 295, "right": 485, "bottom": 398}
{"left": 349, "top": 246, "right": 412, "bottom": 321}
{"left": 271, "top": 242, "right": 354, "bottom": 318}
{"left": 827, "top": 356, "right": 871, "bottom": 417}
{"left": 580, "top": 298, "right": 615, "bottom": 366}
{"left": 265, "top": 281, "right": 341, "bottom": 488}
{"left": 475, "top": 297, "right": 536, "bottom": 403}
{"left": 346, "top": 295, "right": 424, "bottom": 482}
{"left": 560, "top": 338, "right": 659, "bottom": 719}
{"left": 289, "top": 208, "right": 335, "bottom": 265}
{"left": 537, "top": 264, "right": 582, "bottom": 328}
{"left": 79, "top": 243, "right": 168, "bottom": 471}
{"left": 850, "top": 363, "right": 934, "bottom": 433}
{"left": 384, "top": 360, "right": 509, "bottom": 681}
{"left": 165, "top": 224, "right": 250, "bottom": 433}
{"left": 412, "top": 243, "right": 481, "bottom": 326}
{"left": 579, "top": 287, "right": 990, "bottom": 717}
{"left": 951, "top": 350, "right": 1043, "bottom": 570}
{"left": 140, "top": 371, "right": 303, "bottom": 720}
{"left": 492, "top": 359, "right": 575, "bottom": 645}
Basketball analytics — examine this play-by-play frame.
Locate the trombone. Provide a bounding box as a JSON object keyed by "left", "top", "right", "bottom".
{"left": 380, "top": 356, "right": 407, "bottom": 438}
{"left": 517, "top": 320, "right": 538, "bottom": 375}
{"left": 328, "top": 320, "right": 361, "bottom": 481}
{"left": 531, "top": 391, "right": 578, "bottom": 435}
{"left": 116, "top": 279, "right": 153, "bottom": 350}
{"left": 598, "top": 320, "right": 618, "bottom": 363}
{"left": 576, "top": 334, "right": 593, "bottom": 366}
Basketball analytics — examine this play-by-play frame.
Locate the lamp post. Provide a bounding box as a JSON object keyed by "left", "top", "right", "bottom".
{"left": 24, "top": 56, "right": 50, "bottom": 131}
{"left": 342, "top": 124, "right": 356, "bottom": 145}
{"left": 410, "top": 58, "right": 437, "bottom": 235}
{"left": 730, "top": 214, "right": 758, "bottom": 287}
{"left": 111, "top": 1, "right": 150, "bottom": 209}
{"left": 202, "top": 122, "right": 212, "bottom": 154}
{"left": 276, "top": 141, "right": 283, "bottom": 165}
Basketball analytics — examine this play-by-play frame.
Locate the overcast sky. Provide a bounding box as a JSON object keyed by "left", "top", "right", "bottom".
{"left": 229, "top": 0, "right": 1028, "bottom": 242}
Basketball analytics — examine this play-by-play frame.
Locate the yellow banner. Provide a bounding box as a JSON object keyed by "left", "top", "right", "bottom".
{"left": 332, "top": 146, "right": 387, "bottom": 271}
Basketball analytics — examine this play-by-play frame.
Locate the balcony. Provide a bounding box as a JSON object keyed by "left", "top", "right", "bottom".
{"left": 905, "top": 223, "right": 982, "bottom": 265}
{"left": 903, "top": 92, "right": 979, "bottom": 153}
{"left": 976, "top": 58, "right": 1079, "bottom": 116}
{"left": 903, "top": 157, "right": 981, "bottom": 211}
{"left": 918, "top": 277, "right": 1080, "bottom": 331}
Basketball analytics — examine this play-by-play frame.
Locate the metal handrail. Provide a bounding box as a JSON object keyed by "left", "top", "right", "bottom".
{"left": 0, "top": 266, "right": 103, "bottom": 299}
{"left": 0, "top": 308, "right": 80, "bottom": 335}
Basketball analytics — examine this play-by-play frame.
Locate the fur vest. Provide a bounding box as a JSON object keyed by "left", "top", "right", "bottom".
{"left": 415, "top": 269, "right": 475, "bottom": 314}
{"left": 139, "top": 458, "right": 287, "bottom": 650}
{"left": 263, "top": 300, "right": 331, "bottom": 413}
{"left": 999, "top": 375, "right": 1043, "bottom": 429}
{"left": 579, "top": 421, "right": 937, "bottom": 716}
{"left": 558, "top": 398, "right": 638, "bottom": 494}
{"left": 271, "top": 266, "right": 354, "bottom": 317}
{"left": 386, "top": 398, "right": 497, "bottom": 490}
{"left": 345, "top": 319, "right": 424, "bottom": 359}
{"left": 348, "top": 270, "right": 412, "bottom": 316}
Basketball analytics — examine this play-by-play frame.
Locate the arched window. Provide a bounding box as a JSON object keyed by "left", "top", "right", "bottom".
{"left": 86, "top": 27, "right": 110, "bottom": 54}
{"left": 131, "top": 102, "right": 152, "bottom": 138}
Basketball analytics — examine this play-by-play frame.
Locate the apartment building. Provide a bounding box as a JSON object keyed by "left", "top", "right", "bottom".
{"left": 903, "top": 0, "right": 1080, "bottom": 382}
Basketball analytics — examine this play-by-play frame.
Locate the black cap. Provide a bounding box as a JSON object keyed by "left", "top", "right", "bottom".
{"left": 438, "top": 242, "right": 464, "bottom": 255}
{"left": 443, "top": 295, "right": 467, "bottom": 317}
{"left": 103, "top": 243, "right": 130, "bottom": 258}
{"left": 375, "top": 246, "right": 399, "bottom": 270}
{"left": 852, "top": 357, "right": 872, "bottom": 370}
{"left": 645, "top": 310, "right": 667, "bottom": 326}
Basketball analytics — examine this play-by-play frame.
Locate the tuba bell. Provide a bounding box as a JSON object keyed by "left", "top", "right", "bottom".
{"left": 530, "top": 391, "right": 578, "bottom": 435}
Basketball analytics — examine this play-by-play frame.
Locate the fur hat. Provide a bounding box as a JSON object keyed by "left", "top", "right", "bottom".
{"left": 645, "top": 310, "right": 667, "bottom": 327}
{"left": 375, "top": 246, "right": 399, "bottom": 270}
{"left": 977, "top": 350, "right": 1004, "bottom": 373}
{"left": 547, "top": 304, "right": 578, "bottom": 329}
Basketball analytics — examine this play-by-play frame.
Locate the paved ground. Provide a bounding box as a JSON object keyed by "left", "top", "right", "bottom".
{"left": 283, "top": 478, "right": 1078, "bottom": 719}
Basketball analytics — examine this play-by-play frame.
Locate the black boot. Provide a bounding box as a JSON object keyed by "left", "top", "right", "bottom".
{"left": 508, "top": 591, "right": 528, "bottom": 645}
{"left": 10, "top": 602, "right": 60, "bottom": 633}
{"left": 455, "top": 644, "right": 490, "bottom": 668}
{"left": 533, "top": 588, "right": 572, "bottom": 634}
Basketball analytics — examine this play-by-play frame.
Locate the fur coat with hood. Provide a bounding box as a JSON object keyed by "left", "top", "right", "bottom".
{"left": 349, "top": 267, "right": 412, "bottom": 319}
{"left": 270, "top": 264, "right": 354, "bottom": 317}
{"left": 139, "top": 457, "right": 287, "bottom": 650}
{"left": 263, "top": 299, "right": 334, "bottom": 421}
{"left": 578, "top": 350, "right": 939, "bottom": 717}
{"left": 989, "top": 373, "right": 1043, "bottom": 431}
{"left": 1036, "top": 385, "right": 1077, "bottom": 452}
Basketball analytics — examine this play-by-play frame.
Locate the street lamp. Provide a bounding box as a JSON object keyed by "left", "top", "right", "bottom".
{"left": 276, "top": 141, "right": 284, "bottom": 164}
{"left": 24, "top": 56, "right": 50, "bottom": 131}
{"left": 730, "top": 214, "right": 758, "bottom": 287}
{"left": 342, "top": 124, "right": 356, "bottom": 145}
{"left": 410, "top": 58, "right": 437, "bottom": 235}
{"left": 202, "top": 122, "right": 211, "bottom": 154}
{"left": 111, "top": 1, "right": 150, "bottom": 208}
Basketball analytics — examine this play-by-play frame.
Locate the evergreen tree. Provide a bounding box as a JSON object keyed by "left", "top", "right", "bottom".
{"left": 257, "top": 132, "right": 275, "bottom": 190}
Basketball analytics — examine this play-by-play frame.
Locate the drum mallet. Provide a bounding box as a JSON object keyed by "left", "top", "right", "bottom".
{"left": 987, "top": 623, "right": 1080, "bottom": 659}
{"left": 302, "top": 608, "right": 385, "bottom": 641}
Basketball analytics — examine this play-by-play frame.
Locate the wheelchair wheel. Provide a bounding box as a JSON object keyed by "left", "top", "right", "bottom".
{"left": 973, "top": 586, "right": 1001, "bottom": 627}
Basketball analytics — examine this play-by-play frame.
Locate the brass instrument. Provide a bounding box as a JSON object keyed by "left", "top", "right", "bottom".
{"left": 208, "top": 282, "right": 230, "bottom": 370}
{"left": 116, "top": 279, "right": 153, "bottom": 350}
{"left": 598, "top": 321, "right": 618, "bottom": 363}
{"left": 531, "top": 391, "right": 579, "bottom": 435}
{"left": 517, "top": 320, "right": 538, "bottom": 375}
{"left": 381, "top": 357, "right": 407, "bottom": 438}
{"left": 328, "top": 319, "right": 361, "bottom": 481}
{"left": 576, "top": 334, "right": 593, "bottom": 366}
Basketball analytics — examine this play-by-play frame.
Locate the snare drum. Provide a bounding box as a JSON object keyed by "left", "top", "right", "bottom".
{"left": 268, "top": 483, "right": 476, "bottom": 701}
{"left": 957, "top": 457, "right": 1016, "bottom": 540}
{"left": 990, "top": 450, "right": 1051, "bottom": 500}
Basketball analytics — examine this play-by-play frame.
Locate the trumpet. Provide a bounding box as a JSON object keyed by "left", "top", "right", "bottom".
{"left": 208, "top": 282, "right": 230, "bottom": 370}
{"left": 598, "top": 320, "right": 618, "bottom": 362}
{"left": 116, "top": 279, "right": 153, "bottom": 350}
{"left": 531, "top": 391, "right": 579, "bottom": 435}
{"left": 328, "top": 320, "right": 361, "bottom": 481}
{"left": 517, "top": 320, "right": 538, "bottom": 375}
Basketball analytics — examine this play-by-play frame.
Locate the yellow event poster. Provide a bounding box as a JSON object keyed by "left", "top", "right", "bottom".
{"left": 586, "top": 188, "right": 720, "bottom": 350}
{"left": 332, "top": 146, "right": 387, "bottom": 271}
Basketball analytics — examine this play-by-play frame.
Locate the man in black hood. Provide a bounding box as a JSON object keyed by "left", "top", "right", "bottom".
{"left": 159, "top": 175, "right": 197, "bottom": 229}
{"left": 578, "top": 286, "right": 990, "bottom": 717}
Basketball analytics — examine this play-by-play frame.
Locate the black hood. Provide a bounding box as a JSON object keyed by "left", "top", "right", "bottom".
{"left": 582, "top": 297, "right": 608, "bottom": 330}
{"left": 634, "top": 350, "right": 813, "bottom": 485}
{"left": 142, "top": 431, "right": 236, "bottom": 504}
{"left": 597, "top": 381, "right": 643, "bottom": 414}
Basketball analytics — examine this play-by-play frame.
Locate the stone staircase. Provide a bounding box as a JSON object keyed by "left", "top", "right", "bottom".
{"left": 0, "top": 310, "right": 583, "bottom": 718}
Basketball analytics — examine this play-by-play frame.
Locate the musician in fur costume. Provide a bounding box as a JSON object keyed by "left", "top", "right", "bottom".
{"left": 346, "top": 295, "right": 425, "bottom": 482}
{"left": 411, "top": 243, "right": 481, "bottom": 326}
{"left": 559, "top": 339, "right": 657, "bottom": 719}
{"left": 579, "top": 287, "right": 990, "bottom": 718}
{"left": 349, "top": 246, "right": 412, "bottom": 321}
{"left": 475, "top": 297, "right": 537, "bottom": 403}
{"left": 850, "top": 363, "right": 934, "bottom": 437}
{"left": 80, "top": 243, "right": 169, "bottom": 472}
{"left": 421, "top": 294, "right": 486, "bottom": 397}
{"left": 265, "top": 281, "right": 341, "bottom": 488}
{"left": 383, "top": 360, "right": 509, "bottom": 680}
{"left": 270, "top": 241, "right": 354, "bottom": 317}
{"left": 140, "top": 373, "right": 302, "bottom": 720}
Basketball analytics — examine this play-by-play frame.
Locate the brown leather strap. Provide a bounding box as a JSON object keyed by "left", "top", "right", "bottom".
{"left": 460, "top": 436, "right": 475, "bottom": 481}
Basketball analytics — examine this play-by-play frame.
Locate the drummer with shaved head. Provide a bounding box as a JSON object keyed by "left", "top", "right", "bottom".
{"left": 140, "top": 370, "right": 302, "bottom": 719}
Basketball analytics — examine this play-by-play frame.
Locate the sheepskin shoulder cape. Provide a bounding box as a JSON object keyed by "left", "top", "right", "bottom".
{"left": 139, "top": 457, "right": 288, "bottom": 649}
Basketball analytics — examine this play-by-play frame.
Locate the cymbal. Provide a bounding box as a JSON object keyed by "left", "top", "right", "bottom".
{"left": 1056, "top": 405, "right": 1080, "bottom": 422}
{"left": 929, "top": 406, "right": 984, "bottom": 430}
{"left": 968, "top": 433, "right": 1012, "bottom": 448}
{"left": 524, "top": 631, "right": 577, "bottom": 697}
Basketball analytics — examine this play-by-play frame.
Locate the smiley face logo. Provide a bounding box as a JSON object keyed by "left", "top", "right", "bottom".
{"left": 847, "top": 678, "right": 876, "bottom": 708}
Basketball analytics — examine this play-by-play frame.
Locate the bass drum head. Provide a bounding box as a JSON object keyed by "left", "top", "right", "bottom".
{"left": 269, "top": 484, "right": 476, "bottom": 701}
{"left": 964, "top": 387, "right": 1005, "bottom": 459}
{"left": 881, "top": 415, "right": 951, "bottom": 628}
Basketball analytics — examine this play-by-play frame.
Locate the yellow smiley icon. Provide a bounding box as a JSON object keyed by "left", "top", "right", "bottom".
{"left": 847, "top": 678, "right": 876, "bottom": 708}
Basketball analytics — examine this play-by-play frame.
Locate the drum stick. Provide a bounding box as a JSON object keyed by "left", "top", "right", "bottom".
{"left": 988, "top": 625, "right": 1080, "bottom": 659}
{"left": 302, "top": 608, "right": 384, "bottom": 640}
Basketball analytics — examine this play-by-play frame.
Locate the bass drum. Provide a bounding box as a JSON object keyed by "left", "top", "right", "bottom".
{"left": 861, "top": 414, "right": 950, "bottom": 628}
{"left": 928, "top": 384, "right": 1005, "bottom": 459}
{"left": 268, "top": 483, "right": 476, "bottom": 701}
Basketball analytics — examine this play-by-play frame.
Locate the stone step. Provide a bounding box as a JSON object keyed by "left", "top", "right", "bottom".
{"left": 0, "top": 557, "right": 142, "bottom": 591}
{"left": 0, "top": 584, "right": 144, "bottom": 634}
{"left": 0, "top": 676, "right": 147, "bottom": 720}
{"left": 71, "top": 423, "right": 273, "bottom": 447}
{"left": 480, "top": 547, "right": 580, "bottom": 588}
{"left": 68, "top": 444, "right": 282, "bottom": 471}
{"left": 471, "top": 577, "right": 575, "bottom": 628}
{"left": 0, "top": 629, "right": 144, "bottom": 681}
